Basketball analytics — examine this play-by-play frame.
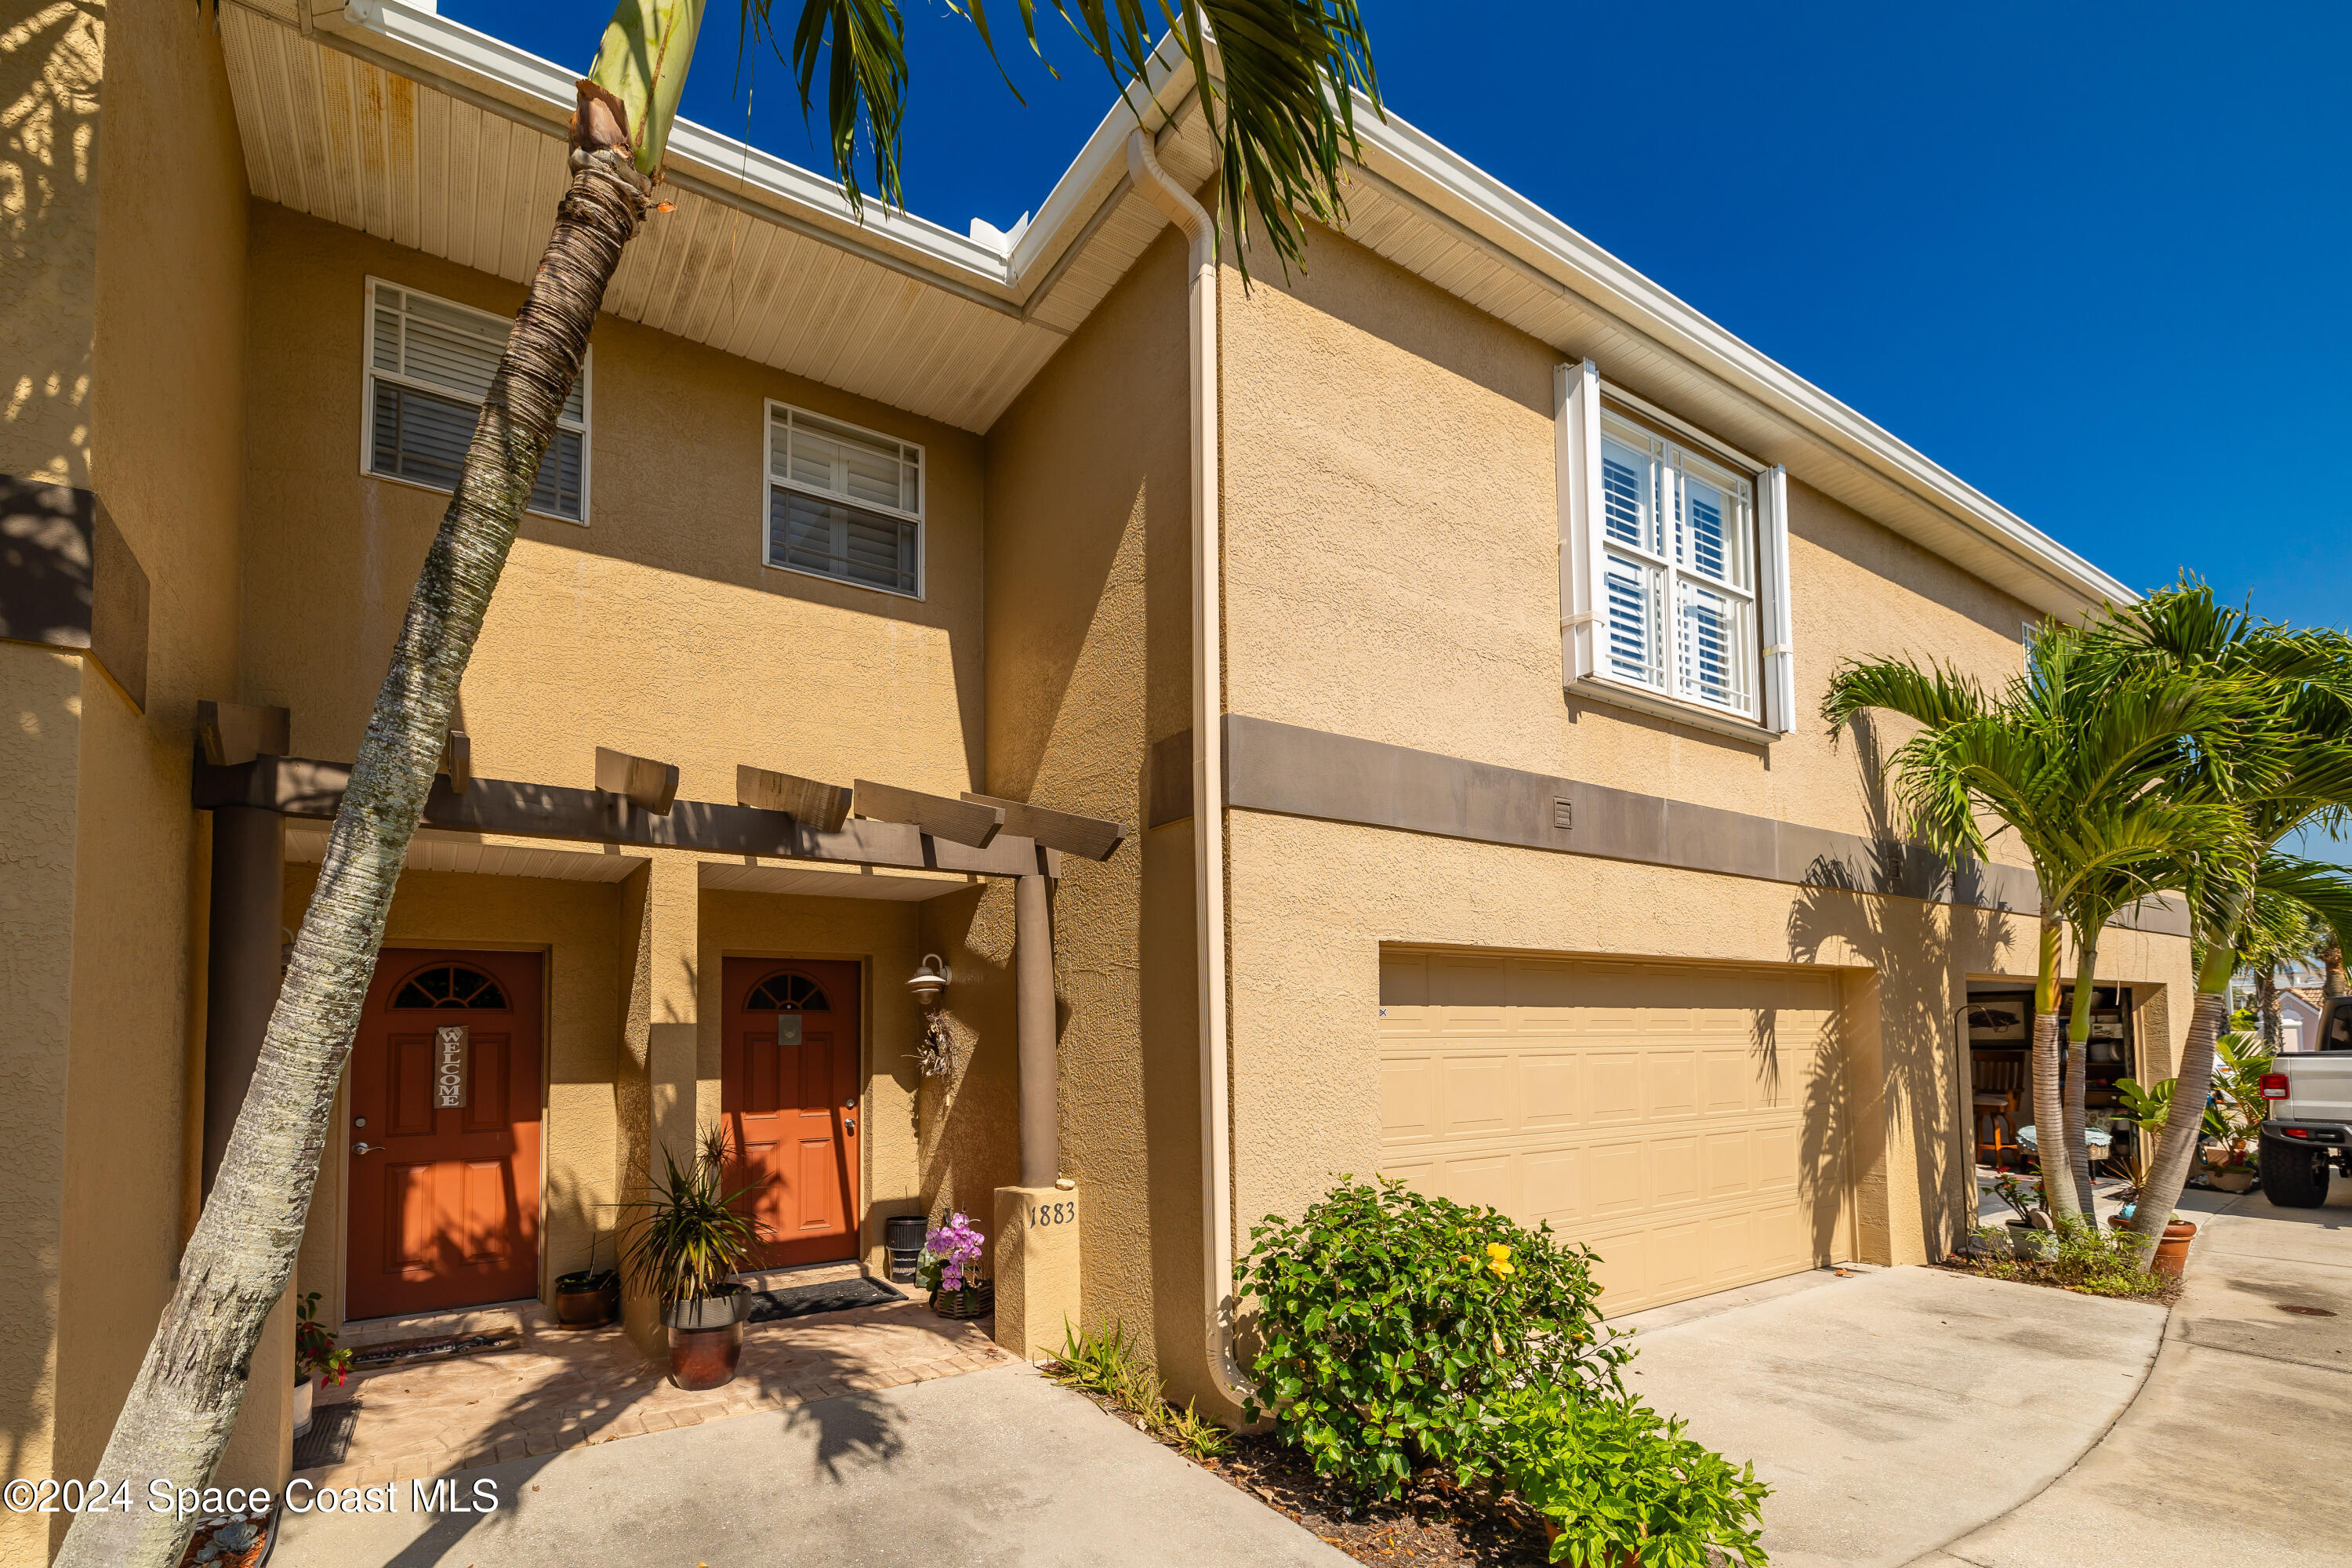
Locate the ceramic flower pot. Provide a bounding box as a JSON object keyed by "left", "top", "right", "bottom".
{"left": 665, "top": 1286, "right": 753, "bottom": 1390}
{"left": 554, "top": 1270, "right": 620, "bottom": 1327}
{"left": 292, "top": 1377, "right": 314, "bottom": 1439}
{"left": 2211, "top": 1168, "right": 2256, "bottom": 1194}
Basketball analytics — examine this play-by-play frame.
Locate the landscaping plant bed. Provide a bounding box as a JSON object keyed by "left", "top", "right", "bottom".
{"left": 1937, "top": 1250, "right": 2180, "bottom": 1305}
{"left": 1061, "top": 1377, "right": 1556, "bottom": 1566}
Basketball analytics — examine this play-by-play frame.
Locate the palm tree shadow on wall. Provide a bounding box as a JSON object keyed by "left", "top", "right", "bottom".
{"left": 1785, "top": 713, "right": 2015, "bottom": 1265}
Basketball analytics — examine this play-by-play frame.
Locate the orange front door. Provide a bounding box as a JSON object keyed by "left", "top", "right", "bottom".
{"left": 722, "top": 958, "right": 862, "bottom": 1269}
{"left": 346, "top": 949, "right": 543, "bottom": 1319}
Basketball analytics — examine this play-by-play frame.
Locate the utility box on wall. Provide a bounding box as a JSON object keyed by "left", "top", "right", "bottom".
{"left": 992, "top": 1183, "right": 1081, "bottom": 1362}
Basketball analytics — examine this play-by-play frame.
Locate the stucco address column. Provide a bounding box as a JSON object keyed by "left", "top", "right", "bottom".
{"left": 993, "top": 870, "right": 1079, "bottom": 1361}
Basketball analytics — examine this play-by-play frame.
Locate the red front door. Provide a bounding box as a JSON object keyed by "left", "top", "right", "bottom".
{"left": 722, "top": 958, "right": 862, "bottom": 1269}
{"left": 346, "top": 949, "right": 543, "bottom": 1319}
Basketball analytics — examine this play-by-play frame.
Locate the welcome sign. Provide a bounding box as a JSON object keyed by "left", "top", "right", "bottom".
{"left": 434, "top": 1025, "right": 470, "bottom": 1110}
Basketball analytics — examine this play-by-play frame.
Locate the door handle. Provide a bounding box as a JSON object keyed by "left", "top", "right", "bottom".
{"left": 353, "top": 1142, "right": 381, "bottom": 1156}
{"left": 842, "top": 1120, "right": 856, "bottom": 1137}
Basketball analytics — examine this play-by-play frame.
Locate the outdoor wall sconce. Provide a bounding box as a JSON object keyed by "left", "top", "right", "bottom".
{"left": 908, "top": 953, "right": 955, "bottom": 1077}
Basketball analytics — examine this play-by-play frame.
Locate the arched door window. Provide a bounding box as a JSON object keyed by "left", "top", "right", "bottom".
{"left": 390, "top": 963, "right": 510, "bottom": 1011}
{"left": 744, "top": 971, "right": 832, "bottom": 1012}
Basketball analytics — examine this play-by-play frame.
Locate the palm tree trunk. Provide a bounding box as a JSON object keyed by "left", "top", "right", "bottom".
{"left": 2324, "top": 932, "right": 2347, "bottom": 1000}
{"left": 2255, "top": 964, "right": 2281, "bottom": 1049}
{"left": 2031, "top": 917, "right": 2082, "bottom": 1220}
{"left": 2060, "top": 927, "right": 2102, "bottom": 1216}
{"left": 56, "top": 93, "right": 655, "bottom": 1568}
{"left": 2122, "top": 942, "right": 2238, "bottom": 1271}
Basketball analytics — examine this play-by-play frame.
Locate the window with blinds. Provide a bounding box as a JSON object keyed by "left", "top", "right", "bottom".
{"left": 365, "top": 279, "right": 589, "bottom": 522}
{"left": 1595, "top": 411, "right": 1759, "bottom": 717}
{"left": 764, "top": 403, "right": 923, "bottom": 597}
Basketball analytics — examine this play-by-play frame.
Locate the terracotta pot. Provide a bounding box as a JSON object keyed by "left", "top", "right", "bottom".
{"left": 2151, "top": 1219, "right": 2198, "bottom": 1280}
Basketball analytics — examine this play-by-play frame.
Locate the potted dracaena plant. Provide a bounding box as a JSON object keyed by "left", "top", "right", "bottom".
{"left": 619, "top": 1124, "right": 768, "bottom": 1390}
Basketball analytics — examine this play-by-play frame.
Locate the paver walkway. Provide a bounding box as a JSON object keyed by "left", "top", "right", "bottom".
{"left": 299, "top": 1298, "right": 1012, "bottom": 1491}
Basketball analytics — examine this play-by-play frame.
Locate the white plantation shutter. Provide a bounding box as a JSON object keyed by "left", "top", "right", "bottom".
{"left": 366, "top": 281, "right": 590, "bottom": 521}
{"left": 1758, "top": 463, "right": 1796, "bottom": 733}
{"left": 766, "top": 404, "right": 924, "bottom": 597}
{"left": 1557, "top": 361, "right": 1778, "bottom": 728}
{"left": 1555, "top": 359, "right": 1606, "bottom": 682}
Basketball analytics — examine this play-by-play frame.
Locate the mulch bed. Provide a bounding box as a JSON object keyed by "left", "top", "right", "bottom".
{"left": 1063, "top": 1385, "right": 1556, "bottom": 1566}
{"left": 1933, "top": 1254, "right": 2181, "bottom": 1306}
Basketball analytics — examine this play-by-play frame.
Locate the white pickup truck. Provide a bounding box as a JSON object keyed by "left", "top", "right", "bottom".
{"left": 2259, "top": 997, "right": 2352, "bottom": 1207}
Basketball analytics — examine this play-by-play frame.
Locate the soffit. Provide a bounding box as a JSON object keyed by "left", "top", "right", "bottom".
{"left": 213, "top": 1, "right": 1216, "bottom": 434}
{"left": 284, "top": 823, "right": 643, "bottom": 881}
{"left": 699, "top": 859, "right": 979, "bottom": 902}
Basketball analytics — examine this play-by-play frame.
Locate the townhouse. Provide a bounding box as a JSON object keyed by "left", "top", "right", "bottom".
{"left": 0, "top": 0, "right": 2190, "bottom": 1546}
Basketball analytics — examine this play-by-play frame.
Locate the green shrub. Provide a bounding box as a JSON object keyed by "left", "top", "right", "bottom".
{"left": 1236, "top": 1177, "right": 1627, "bottom": 1498}
{"left": 1489, "top": 1385, "right": 1769, "bottom": 1568}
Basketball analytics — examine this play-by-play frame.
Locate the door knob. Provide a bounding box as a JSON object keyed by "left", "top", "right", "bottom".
{"left": 842, "top": 1120, "right": 856, "bottom": 1137}
{"left": 353, "top": 1142, "right": 381, "bottom": 1156}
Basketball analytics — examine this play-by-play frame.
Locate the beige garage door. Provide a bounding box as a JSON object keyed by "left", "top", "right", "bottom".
{"left": 1378, "top": 949, "right": 1852, "bottom": 1316}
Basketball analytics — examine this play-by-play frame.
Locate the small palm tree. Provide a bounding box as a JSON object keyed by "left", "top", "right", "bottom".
{"left": 1824, "top": 629, "right": 2237, "bottom": 1219}
{"left": 2071, "top": 583, "right": 2352, "bottom": 1269}
{"left": 65, "top": 6, "right": 1381, "bottom": 1564}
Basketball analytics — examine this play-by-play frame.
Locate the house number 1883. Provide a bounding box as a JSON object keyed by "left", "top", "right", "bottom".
{"left": 1025, "top": 1201, "right": 1075, "bottom": 1228}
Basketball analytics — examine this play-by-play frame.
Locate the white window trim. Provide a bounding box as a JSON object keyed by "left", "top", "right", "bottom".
{"left": 1557, "top": 358, "right": 1795, "bottom": 739}
{"left": 760, "top": 398, "right": 927, "bottom": 601}
{"left": 358, "top": 276, "right": 593, "bottom": 526}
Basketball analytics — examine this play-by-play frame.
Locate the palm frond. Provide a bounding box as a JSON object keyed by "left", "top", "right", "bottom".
{"left": 776, "top": 1, "right": 1381, "bottom": 283}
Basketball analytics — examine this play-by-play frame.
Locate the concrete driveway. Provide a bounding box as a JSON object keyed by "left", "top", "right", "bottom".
{"left": 274, "top": 1361, "right": 1351, "bottom": 1567}
{"left": 1619, "top": 1264, "right": 2168, "bottom": 1568}
{"left": 1916, "top": 1180, "right": 2352, "bottom": 1567}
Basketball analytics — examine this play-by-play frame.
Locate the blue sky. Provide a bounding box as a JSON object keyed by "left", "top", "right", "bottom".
{"left": 453, "top": 1, "right": 2352, "bottom": 855}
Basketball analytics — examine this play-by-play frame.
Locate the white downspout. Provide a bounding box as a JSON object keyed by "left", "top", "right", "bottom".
{"left": 1126, "top": 127, "right": 1247, "bottom": 1406}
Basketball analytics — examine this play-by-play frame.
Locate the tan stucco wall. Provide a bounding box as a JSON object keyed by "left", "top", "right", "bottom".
{"left": 237, "top": 203, "right": 987, "bottom": 802}
{"left": 1192, "top": 220, "right": 2193, "bottom": 1407}
{"left": 1221, "top": 811, "right": 2193, "bottom": 1303}
{"left": 978, "top": 228, "right": 1203, "bottom": 1379}
{"left": 1215, "top": 224, "right": 2041, "bottom": 837}
{"left": 0, "top": 1, "right": 249, "bottom": 1552}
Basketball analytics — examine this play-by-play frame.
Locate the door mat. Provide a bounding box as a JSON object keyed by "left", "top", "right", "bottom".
{"left": 746, "top": 1276, "right": 906, "bottom": 1323}
{"left": 348, "top": 1329, "right": 523, "bottom": 1371}
{"left": 290, "top": 1403, "right": 362, "bottom": 1471}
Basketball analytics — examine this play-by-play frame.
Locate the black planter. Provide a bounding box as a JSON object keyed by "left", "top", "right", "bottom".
{"left": 884, "top": 1215, "right": 928, "bottom": 1283}
{"left": 554, "top": 1269, "right": 619, "bottom": 1327}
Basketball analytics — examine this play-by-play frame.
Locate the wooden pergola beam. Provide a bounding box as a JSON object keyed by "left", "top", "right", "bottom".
{"left": 962, "top": 792, "right": 1125, "bottom": 862}
{"left": 736, "top": 764, "right": 853, "bottom": 833}
{"left": 595, "top": 746, "right": 679, "bottom": 815}
{"left": 192, "top": 755, "right": 1051, "bottom": 878}
{"left": 854, "top": 779, "right": 1003, "bottom": 848}
{"left": 195, "top": 699, "right": 289, "bottom": 768}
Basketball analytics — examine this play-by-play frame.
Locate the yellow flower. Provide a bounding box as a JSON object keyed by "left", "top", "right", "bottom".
{"left": 1485, "top": 1242, "right": 1515, "bottom": 1277}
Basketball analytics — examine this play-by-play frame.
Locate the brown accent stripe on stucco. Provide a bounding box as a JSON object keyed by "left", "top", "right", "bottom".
{"left": 1163, "top": 716, "right": 2190, "bottom": 939}
{"left": 1, "top": 475, "right": 150, "bottom": 710}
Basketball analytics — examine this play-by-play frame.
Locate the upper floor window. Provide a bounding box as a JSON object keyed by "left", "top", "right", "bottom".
{"left": 1558, "top": 361, "right": 1795, "bottom": 735}
{"left": 365, "top": 279, "right": 590, "bottom": 524}
{"left": 1598, "top": 413, "right": 1756, "bottom": 712}
{"left": 765, "top": 401, "right": 923, "bottom": 597}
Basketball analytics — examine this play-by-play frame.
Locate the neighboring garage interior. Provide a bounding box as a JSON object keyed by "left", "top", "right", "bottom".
{"left": 1377, "top": 948, "right": 1856, "bottom": 1315}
